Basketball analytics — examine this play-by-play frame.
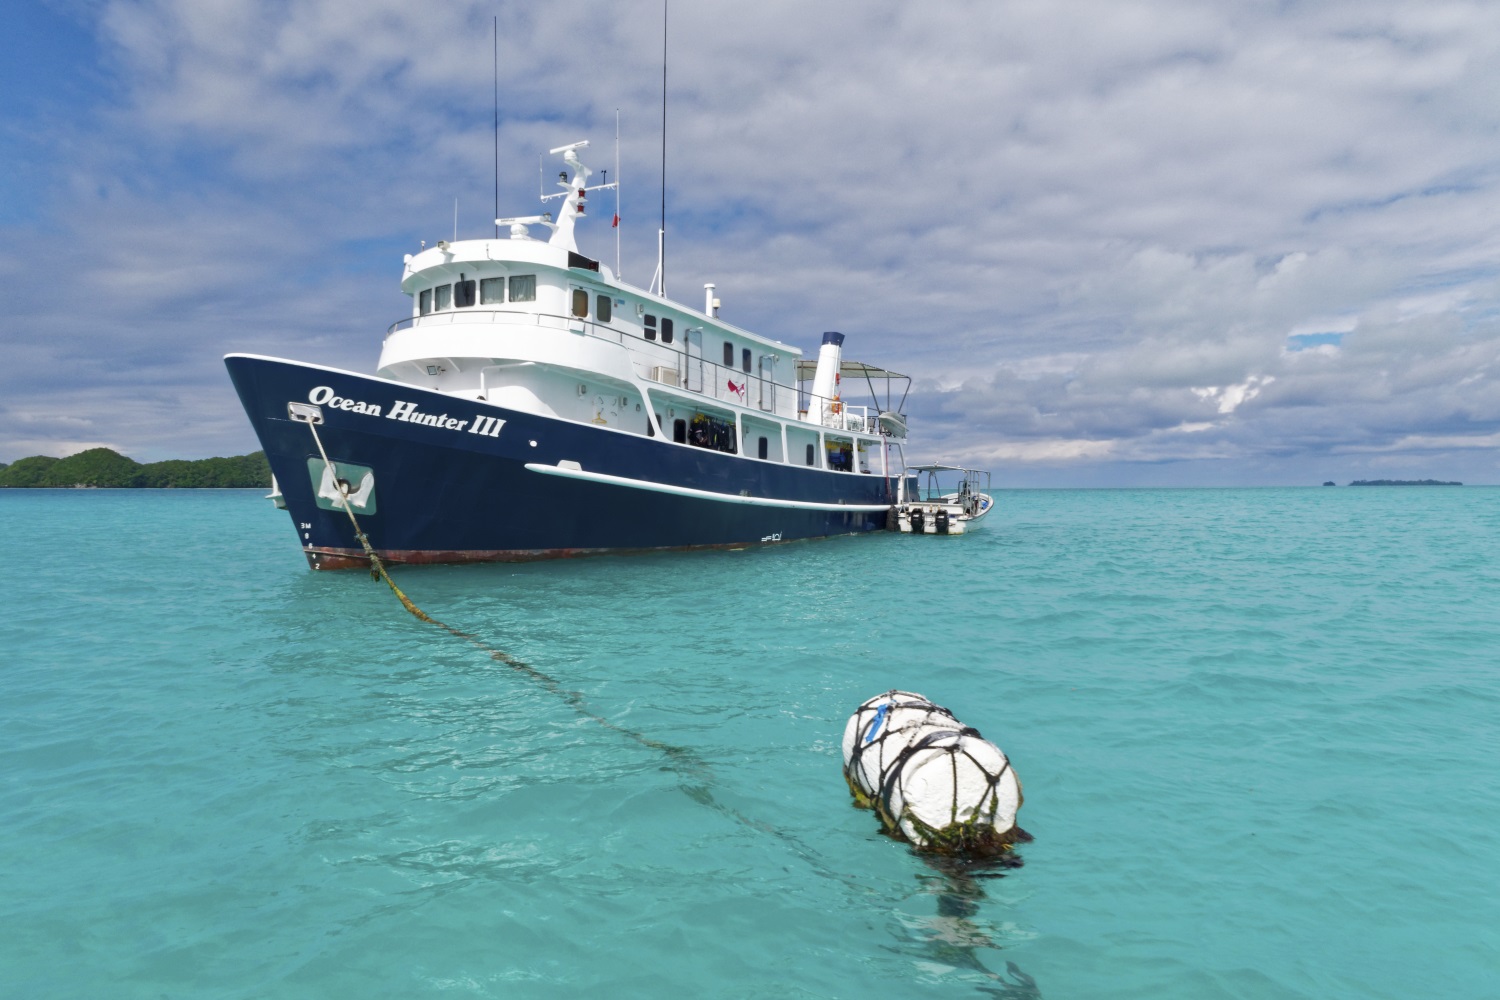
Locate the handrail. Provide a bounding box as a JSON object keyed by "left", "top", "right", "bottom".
{"left": 384, "top": 305, "right": 902, "bottom": 434}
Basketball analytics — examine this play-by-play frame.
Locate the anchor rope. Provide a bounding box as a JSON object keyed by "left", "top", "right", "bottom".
{"left": 300, "top": 419, "right": 869, "bottom": 891}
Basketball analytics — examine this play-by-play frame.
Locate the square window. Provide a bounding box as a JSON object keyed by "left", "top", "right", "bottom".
{"left": 419, "top": 289, "right": 432, "bottom": 316}
{"left": 509, "top": 274, "right": 536, "bottom": 302}
{"left": 480, "top": 277, "right": 505, "bottom": 304}
{"left": 644, "top": 315, "right": 657, "bottom": 341}
{"left": 597, "top": 294, "right": 612, "bottom": 323}
{"left": 455, "top": 276, "right": 476, "bottom": 307}
{"left": 434, "top": 284, "right": 452, "bottom": 311}
{"left": 572, "top": 289, "right": 589, "bottom": 318}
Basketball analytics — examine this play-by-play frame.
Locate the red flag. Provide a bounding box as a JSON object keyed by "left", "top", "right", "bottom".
{"left": 612, "top": 213, "right": 620, "bottom": 228}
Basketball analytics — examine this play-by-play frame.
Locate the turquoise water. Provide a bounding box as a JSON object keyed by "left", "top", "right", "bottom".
{"left": 3, "top": 488, "right": 1497, "bottom": 998}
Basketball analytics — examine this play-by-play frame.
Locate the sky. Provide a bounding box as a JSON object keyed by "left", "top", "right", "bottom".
{"left": 5, "top": 0, "right": 1500, "bottom": 486}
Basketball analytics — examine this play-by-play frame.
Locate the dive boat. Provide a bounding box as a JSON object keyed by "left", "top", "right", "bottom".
{"left": 896, "top": 465, "right": 994, "bottom": 535}
{"left": 226, "top": 141, "right": 917, "bottom": 569}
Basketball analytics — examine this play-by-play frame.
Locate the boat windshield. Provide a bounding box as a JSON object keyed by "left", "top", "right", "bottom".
{"left": 904, "top": 465, "right": 992, "bottom": 502}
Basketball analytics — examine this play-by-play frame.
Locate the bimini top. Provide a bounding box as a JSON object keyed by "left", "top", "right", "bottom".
{"left": 793, "top": 358, "right": 908, "bottom": 382}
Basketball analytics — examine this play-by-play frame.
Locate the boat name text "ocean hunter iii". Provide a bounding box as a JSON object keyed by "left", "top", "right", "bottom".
{"left": 306, "top": 386, "right": 505, "bottom": 438}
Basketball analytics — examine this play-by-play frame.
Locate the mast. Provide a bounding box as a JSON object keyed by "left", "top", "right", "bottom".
{"left": 493, "top": 16, "right": 499, "bottom": 239}
{"left": 650, "top": 0, "right": 667, "bottom": 297}
{"left": 615, "top": 109, "right": 621, "bottom": 278}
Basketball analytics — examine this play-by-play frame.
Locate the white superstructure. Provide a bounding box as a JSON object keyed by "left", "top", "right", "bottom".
{"left": 377, "top": 142, "right": 909, "bottom": 478}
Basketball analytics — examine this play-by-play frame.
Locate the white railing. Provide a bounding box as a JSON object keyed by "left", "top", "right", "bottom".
{"left": 383, "top": 306, "right": 902, "bottom": 434}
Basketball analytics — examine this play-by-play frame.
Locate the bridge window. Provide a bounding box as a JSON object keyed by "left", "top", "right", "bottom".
{"left": 661, "top": 318, "right": 674, "bottom": 344}
{"left": 572, "top": 289, "right": 589, "bottom": 318}
{"left": 419, "top": 289, "right": 432, "bottom": 315}
{"left": 723, "top": 342, "right": 734, "bottom": 366}
{"left": 758, "top": 436, "right": 769, "bottom": 460}
{"left": 806, "top": 443, "right": 815, "bottom": 466}
{"left": 508, "top": 274, "right": 536, "bottom": 302}
{"left": 434, "top": 284, "right": 452, "bottom": 311}
{"left": 673, "top": 418, "right": 686, "bottom": 443}
{"left": 742, "top": 348, "right": 752, "bottom": 373}
{"left": 597, "top": 295, "right": 612, "bottom": 323}
{"left": 480, "top": 277, "right": 505, "bottom": 304}
{"left": 455, "top": 274, "right": 476, "bottom": 308}
{"left": 644, "top": 314, "right": 657, "bottom": 340}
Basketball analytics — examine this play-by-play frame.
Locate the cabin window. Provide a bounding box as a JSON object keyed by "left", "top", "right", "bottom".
{"left": 509, "top": 274, "right": 536, "bottom": 302}
{"left": 661, "top": 317, "right": 674, "bottom": 344}
{"left": 806, "top": 443, "right": 815, "bottom": 466}
{"left": 480, "top": 277, "right": 505, "bottom": 304}
{"left": 687, "top": 413, "right": 737, "bottom": 454}
{"left": 742, "top": 348, "right": 752, "bottom": 373}
{"left": 597, "top": 295, "right": 612, "bottom": 323}
{"left": 419, "top": 289, "right": 432, "bottom": 315}
{"left": 644, "top": 314, "right": 657, "bottom": 341}
{"left": 434, "top": 284, "right": 452, "bottom": 311}
{"left": 572, "top": 289, "right": 589, "bottom": 318}
{"left": 455, "top": 274, "right": 476, "bottom": 308}
{"left": 673, "top": 418, "right": 687, "bottom": 443}
{"left": 723, "top": 342, "right": 734, "bottom": 366}
{"left": 826, "top": 435, "right": 854, "bottom": 472}
{"left": 758, "top": 436, "right": 769, "bottom": 460}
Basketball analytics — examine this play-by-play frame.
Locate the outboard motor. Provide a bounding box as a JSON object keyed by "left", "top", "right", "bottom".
{"left": 909, "top": 508, "right": 925, "bottom": 534}
{"left": 935, "top": 508, "right": 951, "bottom": 534}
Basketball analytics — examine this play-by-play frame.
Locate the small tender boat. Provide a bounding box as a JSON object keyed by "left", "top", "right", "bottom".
{"left": 896, "top": 465, "right": 993, "bottom": 535}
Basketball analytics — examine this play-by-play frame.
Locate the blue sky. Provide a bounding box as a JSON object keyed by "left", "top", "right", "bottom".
{"left": 6, "top": 0, "right": 1500, "bottom": 486}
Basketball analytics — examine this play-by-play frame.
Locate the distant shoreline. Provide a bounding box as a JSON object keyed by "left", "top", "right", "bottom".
{"left": 1346, "top": 479, "right": 1462, "bottom": 486}
{"left": 0, "top": 448, "right": 270, "bottom": 489}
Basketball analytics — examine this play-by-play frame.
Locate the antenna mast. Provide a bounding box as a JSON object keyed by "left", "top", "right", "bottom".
{"left": 615, "top": 108, "right": 621, "bottom": 279}
{"left": 493, "top": 16, "right": 499, "bottom": 239}
{"left": 650, "top": 0, "right": 667, "bottom": 298}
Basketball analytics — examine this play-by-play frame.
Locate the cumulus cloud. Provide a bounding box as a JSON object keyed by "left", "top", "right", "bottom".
{"left": 3, "top": 0, "right": 1500, "bottom": 485}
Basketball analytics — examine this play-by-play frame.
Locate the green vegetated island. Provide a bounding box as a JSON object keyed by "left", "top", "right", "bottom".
{"left": 0, "top": 448, "right": 271, "bottom": 488}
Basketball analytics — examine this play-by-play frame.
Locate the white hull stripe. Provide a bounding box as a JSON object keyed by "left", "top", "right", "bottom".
{"left": 524, "top": 463, "right": 891, "bottom": 512}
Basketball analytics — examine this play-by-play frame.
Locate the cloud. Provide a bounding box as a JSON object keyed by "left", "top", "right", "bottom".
{"left": 3, "top": 0, "right": 1500, "bottom": 485}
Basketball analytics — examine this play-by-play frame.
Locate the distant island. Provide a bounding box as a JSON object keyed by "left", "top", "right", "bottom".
{"left": 1348, "top": 479, "right": 1462, "bottom": 486}
{"left": 0, "top": 448, "right": 270, "bottom": 488}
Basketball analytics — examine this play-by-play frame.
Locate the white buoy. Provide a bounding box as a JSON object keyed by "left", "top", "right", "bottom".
{"left": 876, "top": 728, "right": 1023, "bottom": 856}
{"left": 841, "top": 690, "right": 965, "bottom": 808}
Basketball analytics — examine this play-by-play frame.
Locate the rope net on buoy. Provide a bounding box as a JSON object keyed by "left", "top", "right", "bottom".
{"left": 843, "top": 690, "right": 1027, "bottom": 858}
{"left": 841, "top": 690, "right": 964, "bottom": 808}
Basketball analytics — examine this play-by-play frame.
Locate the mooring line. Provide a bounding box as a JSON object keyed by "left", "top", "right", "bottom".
{"left": 300, "top": 420, "right": 870, "bottom": 891}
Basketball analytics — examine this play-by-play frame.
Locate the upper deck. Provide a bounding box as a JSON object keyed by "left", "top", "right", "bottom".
{"left": 371, "top": 142, "right": 908, "bottom": 473}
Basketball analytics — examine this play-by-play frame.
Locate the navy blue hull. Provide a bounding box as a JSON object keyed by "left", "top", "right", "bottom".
{"left": 226, "top": 355, "right": 894, "bottom": 568}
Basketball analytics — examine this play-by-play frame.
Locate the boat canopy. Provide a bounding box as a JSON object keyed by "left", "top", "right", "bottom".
{"left": 793, "top": 359, "right": 907, "bottom": 382}
{"left": 795, "top": 358, "right": 911, "bottom": 413}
